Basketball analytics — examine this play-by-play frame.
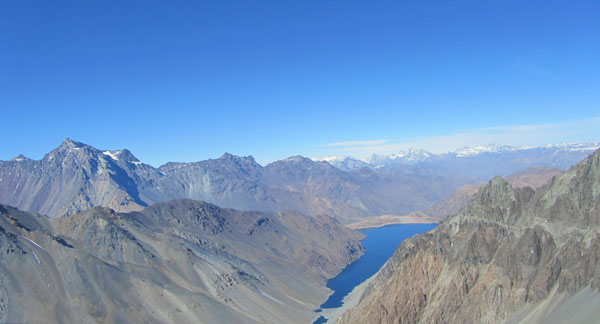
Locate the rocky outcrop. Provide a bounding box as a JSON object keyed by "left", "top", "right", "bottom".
{"left": 338, "top": 149, "right": 600, "bottom": 324}
{"left": 0, "top": 199, "right": 364, "bottom": 324}
{"left": 417, "top": 166, "right": 563, "bottom": 222}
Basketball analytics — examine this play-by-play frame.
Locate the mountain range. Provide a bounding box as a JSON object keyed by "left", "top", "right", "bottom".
{"left": 316, "top": 142, "right": 599, "bottom": 179}
{"left": 338, "top": 147, "right": 600, "bottom": 324}
{"left": 2, "top": 139, "right": 599, "bottom": 324}
{"left": 0, "top": 139, "right": 473, "bottom": 222}
{"left": 2, "top": 139, "right": 597, "bottom": 224}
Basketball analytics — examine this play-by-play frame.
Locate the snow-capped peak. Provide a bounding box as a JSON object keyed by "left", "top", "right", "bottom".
{"left": 368, "top": 148, "right": 434, "bottom": 164}
{"left": 389, "top": 148, "right": 432, "bottom": 160}
{"left": 10, "top": 154, "right": 28, "bottom": 162}
{"left": 313, "top": 142, "right": 600, "bottom": 169}
{"left": 103, "top": 150, "right": 121, "bottom": 161}
{"left": 538, "top": 142, "right": 600, "bottom": 152}
{"left": 312, "top": 155, "right": 370, "bottom": 171}
{"left": 283, "top": 156, "right": 308, "bottom": 163}
{"left": 452, "top": 142, "right": 600, "bottom": 157}
{"left": 452, "top": 144, "right": 520, "bottom": 157}
{"left": 312, "top": 155, "right": 361, "bottom": 163}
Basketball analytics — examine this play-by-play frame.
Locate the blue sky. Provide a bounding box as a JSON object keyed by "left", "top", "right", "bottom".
{"left": 1, "top": 1, "right": 599, "bottom": 166}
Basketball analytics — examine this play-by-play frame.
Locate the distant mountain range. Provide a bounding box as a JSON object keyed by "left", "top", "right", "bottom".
{"left": 315, "top": 142, "right": 599, "bottom": 178}
{"left": 338, "top": 147, "right": 600, "bottom": 324}
{"left": 1, "top": 139, "right": 597, "bottom": 222}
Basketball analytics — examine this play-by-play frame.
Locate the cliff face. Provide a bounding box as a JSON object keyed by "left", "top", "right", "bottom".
{"left": 0, "top": 199, "right": 364, "bottom": 324}
{"left": 339, "top": 149, "right": 600, "bottom": 324}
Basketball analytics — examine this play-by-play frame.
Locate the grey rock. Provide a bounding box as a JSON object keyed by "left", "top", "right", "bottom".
{"left": 0, "top": 199, "right": 364, "bottom": 324}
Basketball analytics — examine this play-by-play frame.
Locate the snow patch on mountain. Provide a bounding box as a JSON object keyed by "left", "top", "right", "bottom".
{"left": 370, "top": 148, "right": 433, "bottom": 164}
{"left": 103, "top": 150, "right": 121, "bottom": 161}
{"left": 452, "top": 144, "right": 520, "bottom": 157}
{"left": 312, "top": 156, "right": 370, "bottom": 171}
{"left": 539, "top": 142, "right": 600, "bottom": 151}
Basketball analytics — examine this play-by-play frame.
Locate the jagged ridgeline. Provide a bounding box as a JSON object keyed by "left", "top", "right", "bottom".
{"left": 0, "top": 139, "right": 475, "bottom": 223}
{"left": 338, "top": 148, "right": 600, "bottom": 324}
{"left": 0, "top": 199, "right": 364, "bottom": 323}
{"left": 1, "top": 139, "right": 596, "bottom": 223}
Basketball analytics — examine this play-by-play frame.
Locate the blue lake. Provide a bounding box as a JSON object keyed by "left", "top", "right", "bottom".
{"left": 316, "top": 223, "right": 437, "bottom": 316}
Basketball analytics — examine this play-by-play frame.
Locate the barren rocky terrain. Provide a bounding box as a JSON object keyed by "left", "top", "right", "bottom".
{"left": 0, "top": 199, "right": 363, "bottom": 324}
{"left": 339, "top": 149, "right": 600, "bottom": 324}
{"left": 348, "top": 166, "right": 563, "bottom": 229}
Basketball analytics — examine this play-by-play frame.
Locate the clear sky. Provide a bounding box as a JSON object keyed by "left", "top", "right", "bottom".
{"left": 1, "top": 1, "right": 599, "bottom": 166}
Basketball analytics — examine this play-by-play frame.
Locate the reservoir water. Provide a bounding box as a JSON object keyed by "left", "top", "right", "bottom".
{"left": 313, "top": 223, "right": 437, "bottom": 323}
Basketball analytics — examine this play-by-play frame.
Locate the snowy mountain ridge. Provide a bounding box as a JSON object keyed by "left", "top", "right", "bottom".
{"left": 315, "top": 142, "right": 600, "bottom": 170}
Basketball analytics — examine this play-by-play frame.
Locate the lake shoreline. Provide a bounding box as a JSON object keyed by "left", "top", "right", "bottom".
{"left": 313, "top": 274, "right": 376, "bottom": 323}
{"left": 312, "top": 223, "right": 438, "bottom": 323}
{"left": 347, "top": 215, "right": 438, "bottom": 230}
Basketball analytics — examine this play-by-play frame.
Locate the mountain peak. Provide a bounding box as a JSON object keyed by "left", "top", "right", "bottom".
{"left": 118, "top": 149, "right": 140, "bottom": 162}
{"left": 219, "top": 152, "right": 257, "bottom": 164}
{"left": 220, "top": 152, "right": 235, "bottom": 159}
{"left": 59, "top": 138, "right": 85, "bottom": 149}
{"left": 283, "top": 155, "right": 309, "bottom": 163}
{"left": 277, "top": 155, "right": 326, "bottom": 168}
{"left": 52, "top": 138, "right": 93, "bottom": 155}
{"left": 368, "top": 148, "right": 434, "bottom": 165}
{"left": 43, "top": 138, "right": 93, "bottom": 161}
{"left": 452, "top": 144, "right": 516, "bottom": 157}
{"left": 103, "top": 149, "right": 140, "bottom": 163}
{"left": 10, "top": 154, "right": 28, "bottom": 162}
{"left": 312, "top": 155, "right": 370, "bottom": 171}
{"left": 456, "top": 174, "right": 536, "bottom": 226}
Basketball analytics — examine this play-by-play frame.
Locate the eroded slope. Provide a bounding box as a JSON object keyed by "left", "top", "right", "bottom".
{"left": 0, "top": 199, "right": 364, "bottom": 324}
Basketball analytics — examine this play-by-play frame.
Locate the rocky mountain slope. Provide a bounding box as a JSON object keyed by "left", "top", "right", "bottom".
{"left": 415, "top": 166, "right": 564, "bottom": 222}
{"left": 338, "top": 149, "right": 600, "bottom": 324}
{"left": 0, "top": 139, "right": 474, "bottom": 222}
{"left": 347, "top": 166, "right": 563, "bottom": 228}
{"left": 0, "top": 199, "right": 363, "bottom": 324}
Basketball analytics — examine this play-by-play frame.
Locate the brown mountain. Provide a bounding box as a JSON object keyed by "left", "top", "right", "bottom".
{"left": 338, "top": 149, "right": 600, "bottom": 324}
{"left": 0, "top": 199, "right": 363, "bottom": 324}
